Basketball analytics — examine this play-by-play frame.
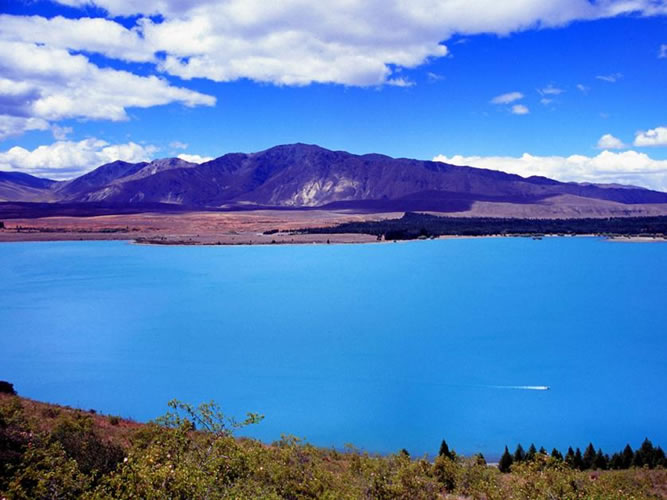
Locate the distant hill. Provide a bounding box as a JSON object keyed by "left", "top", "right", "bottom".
{"left": 0, "top": 171, "right": 57, "bottom": 202}
{"left": 1, "top": 144, "right": 667, "bottom": 216}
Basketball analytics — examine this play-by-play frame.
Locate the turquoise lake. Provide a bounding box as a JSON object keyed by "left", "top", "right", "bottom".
{"left": 1, "top": 238, "right": 665, "bottom": 458}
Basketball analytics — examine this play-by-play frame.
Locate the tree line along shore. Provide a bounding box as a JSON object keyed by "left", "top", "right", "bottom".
{"left": 297, "top": 212, "right": 667, "bottom": 240}
{"left": 1, "top": 382, "right": 665, "bottom": 500}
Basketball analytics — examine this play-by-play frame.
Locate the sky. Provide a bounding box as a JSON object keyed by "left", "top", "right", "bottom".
{"left": 0, "top": 0, "right": 666, "bottom": 189}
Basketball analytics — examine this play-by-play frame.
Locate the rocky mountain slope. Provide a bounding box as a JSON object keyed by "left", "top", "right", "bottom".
{"left": 1, "top": 144, "right": 666, "bottom": 214}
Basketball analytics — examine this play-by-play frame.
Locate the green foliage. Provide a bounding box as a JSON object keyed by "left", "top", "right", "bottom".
{"left": 49, "top": 413, "right": 125, "bottom": 476}
{"left": 0, "top": 396, "right": 30, "bottom": 491}
{"left": 498, "top": 446, "right": 513, "bottom": 473}
{"left": 583, "top": 442, "right": 597, "bottom": 470}
{"left": 6, "top": 442, "right": 91, "bottom": 499}
{"left": 513, "top": 443, "right": 526, "bottom": 463}
{"left": 1, "top": 396, "right": 665, "bottom": 499}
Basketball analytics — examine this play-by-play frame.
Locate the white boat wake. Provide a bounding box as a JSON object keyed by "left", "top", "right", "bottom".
{"left": 486, "top": 385, "right": 550, "bottom": 391}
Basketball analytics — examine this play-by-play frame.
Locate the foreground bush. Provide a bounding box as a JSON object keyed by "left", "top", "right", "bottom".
{"left": 1, "top": 394, "right": 665, "bottom": 499}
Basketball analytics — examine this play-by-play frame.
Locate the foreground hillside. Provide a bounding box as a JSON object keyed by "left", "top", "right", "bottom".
{"left": 2, "top": 144, "right": 667, "bottom": 218}
{"left": 1, "top": 391, "right": 665, "bottom": 499}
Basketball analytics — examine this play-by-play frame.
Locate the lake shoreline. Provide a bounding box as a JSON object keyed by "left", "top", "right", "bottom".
{"left": 2, "top": 228, "right": 666, "bottom": 245}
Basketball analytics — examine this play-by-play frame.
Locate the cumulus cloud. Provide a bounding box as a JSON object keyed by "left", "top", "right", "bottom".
{"left": 0, "top": 116, "right": 49, "bottom": 140}
{"left": 0, "top": 39, "right": 215, "bottom": 137}
{"left": 0, "top": 138, "right": 158, "bottom": 179}
{"left": 177, "top": 153, "right": 214, "bottom": 164}
{"left": 1, "top": 1, "right": 666, "bottom": 139}
{"left": 511, "top": 104, "right": 530, "bottom": 115}
{"left": 6, "top": 0, "right": 666, "bottom": 89}
{"left": 597, "top": 133, "right": 625, "bottom": 149}
{"left": 596, "top": 72, "right": 623, "bottom": 83}
{"left": 634, "top": 126, "right": 667, "bottom": 147}
{"left": 0, "top": 25, "right": 215, "bottom": 138}
{"left": 433, "top": 150, "right": 667, "bottom": 192}
{"left": 491, "top": 92, "right": 524, "bottom": 104}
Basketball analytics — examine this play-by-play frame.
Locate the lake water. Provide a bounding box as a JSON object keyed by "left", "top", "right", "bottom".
{"left": 1, "top": 238, "right": 665, "bottom": 458}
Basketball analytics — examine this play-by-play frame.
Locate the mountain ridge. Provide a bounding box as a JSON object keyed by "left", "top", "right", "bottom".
{"left": 1, "top": 144, "right": 666, "bottom": 214}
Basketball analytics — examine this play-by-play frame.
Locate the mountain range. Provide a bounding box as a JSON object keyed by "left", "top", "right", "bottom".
{"left": 2, "top": 143, "right": 667, "bottom": 216}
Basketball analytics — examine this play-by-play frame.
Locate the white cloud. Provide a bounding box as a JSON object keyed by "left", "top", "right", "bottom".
{"left": 576, "top": 83, "right": 589, "bottom": 93}
{"left": 0, "top": 14, "right": 151, "bottom": 63}
{"left": 169, "top": 141, "right": 188, "bottom": 150}
{"left": 177, "top": 153, "right": 214, "bottom": 164}
{"left": 659, "top": 44, "right": 667, "bottom": 58}
{"left": 511, "top": 104, "right": 530, "bottom": 115}
{"left": 0, "top": 40, "right": 215, "bottom": 138}
{"left": 597, "top": 133, "right": 625, "bottom": 149}
{"left": 540, "top": 98, "right": 554, "bottom": 105}
{"left": 386, "top": 78, "right": 416, "bottom": 88}
{"left": 433, "top": 150, "right": 667, "bottom": 192}
{"left": 538, "top": 84, "right": 563, "bottom": 95}
{"left": 0, "top": 138, "right": 158, "bottom": 179}
{"left": 596, "top": 72, "right": 623, "bottom": 83}
{"left": 491, "top": 91, "right": 524, "bottom": 104}
{"left": 0, "top": 116, "right": 49, "bottom": 140}
{"left": 7, "top": 0, "right": 665, "bottom": 90}
{"left": 51, "top": 125, "right": 73, "bottom": 140}
{"left": 634, "top": 126, "right": 667, "bottom": 147}
{"left": 1, "top": 1, "right": 666, "bottom": 139}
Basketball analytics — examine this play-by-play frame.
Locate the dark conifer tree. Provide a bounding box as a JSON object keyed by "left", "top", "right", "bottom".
{"left": 583, "top": 443, "right": 596, "bottom": 470}
{"left": 565, "top": 447, "right": 576, "bottom": 467}
{"left": 609, "top": 452, "right": 623, "bottom": 470}
{"left": 622, "top": 444, "right": 634, "bottom": 468}
{"left": 635, "top": 438, "right": 655, "bottom": 468}
{"left": 539, "top": 446, "right": 547, "bottom": 455}
{"left": 475, "top": 453, "right": 486, "bottom": 466}
{"left": 551, "top": 448, "right": 563, "bottom": 461}
{"left": 526, "top": 443, "right": 537, "bottom": 461}
{"left": 513, "top": 444, "right": 526, "bottom": 463}
{"left": 574, "top": 448, "right": 584, "bottom": 470}
{"left": 655, "top": 447, "right": 666, "bottom": 467}
{"left": 438, "top": 439, "right": 453, "bottom": 460}
{"left": 499, "top": 446, "right": 513, "bottom": 473}
{"left": 594, "top": 449, "right": 608, "bottom": 470}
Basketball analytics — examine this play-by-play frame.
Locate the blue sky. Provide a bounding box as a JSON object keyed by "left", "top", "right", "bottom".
{"left": 0, "top": 0, "right": 666, "bottom": 189}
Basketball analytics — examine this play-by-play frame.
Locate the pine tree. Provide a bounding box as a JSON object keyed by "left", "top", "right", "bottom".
{"left": 551, "top": 448, "right": 563, "bottom": 461}
{"left": 526, "top": 443, "right": 537, "bottom": 461}
{"left": 513, "top": 444, "right": 526, "bottom": 463}
{"left": 583, "top": 443, "right": 596, "bottom": 470}
{"left": 609, "top": 452, "right": 623, "bottom": 470}
{"left": 539, "top": 446, "right": 547, "bottom": 455}
{"left": 622, "top": 444, "right": 634, "bottom": 468}
{"left": 499, "top": 446, "right": 513, "bottom": 473}
{"left": 438, "top": 439, "right": 453, "bottom": 460}
{"left": 565, "top": 447, "right": 576, "bottom": 467}
{"left": 655, "top": 447, "right": 666, "bottom": 467}
{"left": 634, "top": 438, "right": 656, "bottom": 468}
{"left": 594, "top": 449, "right": 608, "bottom": 470}
{"left": 574, "top": 448, "right": 584, "bottom": 470}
